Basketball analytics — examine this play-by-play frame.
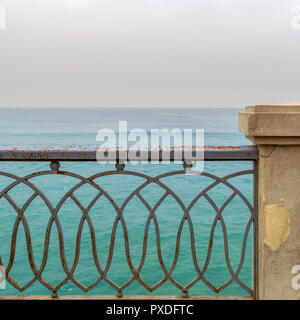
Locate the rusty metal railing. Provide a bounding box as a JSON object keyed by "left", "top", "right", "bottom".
{"left": 0, "top": 146, "right": 258, "bottom": 300}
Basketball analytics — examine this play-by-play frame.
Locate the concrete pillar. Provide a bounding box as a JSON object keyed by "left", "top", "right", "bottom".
{"left": 239, "top": 102, "right": 300, "bottom": 300}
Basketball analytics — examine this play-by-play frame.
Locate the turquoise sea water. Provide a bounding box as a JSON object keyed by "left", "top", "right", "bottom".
{"left": 0, "top": 108, "right": 254, "bottom": 296}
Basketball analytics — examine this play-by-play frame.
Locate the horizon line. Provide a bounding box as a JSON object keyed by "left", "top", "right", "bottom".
{"left": 0, "top": 106, "right": 244, "bottom": 109}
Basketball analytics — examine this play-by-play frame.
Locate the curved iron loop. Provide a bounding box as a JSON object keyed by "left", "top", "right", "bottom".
{"left": 0, "top": 166, "right": 255, "bottom": 297}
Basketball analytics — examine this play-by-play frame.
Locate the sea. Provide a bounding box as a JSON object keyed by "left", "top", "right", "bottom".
{"left": 0, "top": 108, "right": 254, "bottom": 296}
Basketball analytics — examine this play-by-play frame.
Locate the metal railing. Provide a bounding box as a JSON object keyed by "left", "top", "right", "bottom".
{"left": 0, "top": 146, "right": 258, "bottom": 300}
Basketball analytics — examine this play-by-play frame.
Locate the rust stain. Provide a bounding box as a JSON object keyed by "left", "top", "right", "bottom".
{"left": 0, "top": 145, "right": 242, "bottom": 152}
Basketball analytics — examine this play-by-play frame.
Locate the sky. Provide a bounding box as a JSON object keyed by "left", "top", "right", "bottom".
{"left": 0, "top": 0, "right": 299, "bottom": 108}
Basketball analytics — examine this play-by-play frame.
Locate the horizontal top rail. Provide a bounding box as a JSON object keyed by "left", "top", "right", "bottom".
{"left": 0, "top": 145, "right": 258, "bottom": 161}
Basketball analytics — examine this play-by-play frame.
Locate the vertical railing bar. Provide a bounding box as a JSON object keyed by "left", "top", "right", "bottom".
{"left": 252, "top": 160, "right": 259, "bottom": 299}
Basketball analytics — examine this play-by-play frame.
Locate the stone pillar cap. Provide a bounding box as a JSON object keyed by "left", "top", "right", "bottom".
{"left": 239, "top": 102, "right": 300, "bottom": 145}
{"left": 245, "top": 102, "right": 300, "bottom": 113}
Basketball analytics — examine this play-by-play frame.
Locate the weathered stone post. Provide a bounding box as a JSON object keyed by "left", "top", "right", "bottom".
{"left": 239, "top": 103, "right": 300, "bottom": 300}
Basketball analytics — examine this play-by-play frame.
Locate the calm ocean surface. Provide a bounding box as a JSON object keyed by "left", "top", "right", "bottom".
{"left": 0, "top": 108, "right": 254, "bottom": 296}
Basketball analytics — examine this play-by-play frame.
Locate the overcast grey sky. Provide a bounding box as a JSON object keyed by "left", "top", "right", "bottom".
{"left": 0, "top": 0, "right": 299, "bottom": 108}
